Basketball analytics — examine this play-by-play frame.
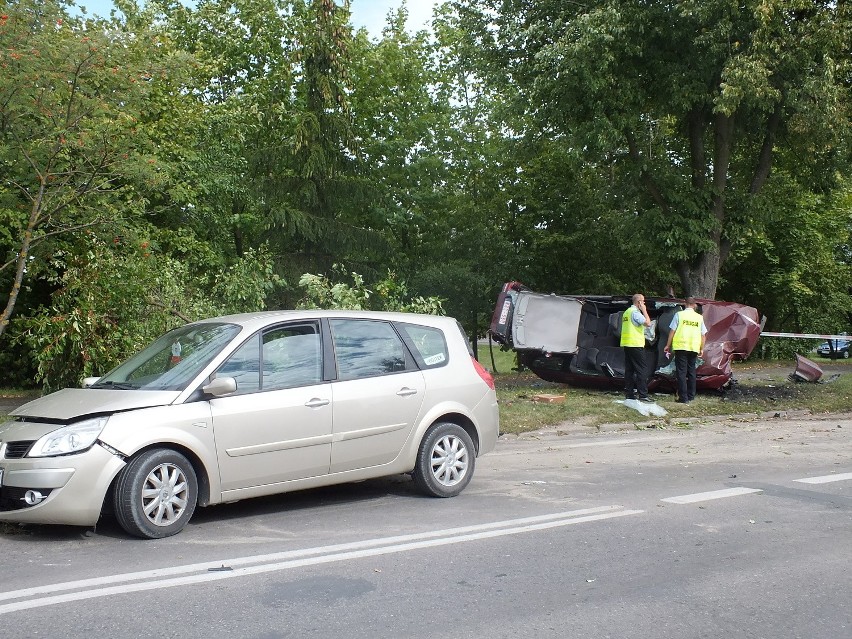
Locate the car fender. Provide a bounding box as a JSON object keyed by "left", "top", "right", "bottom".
{"left": 395, "top": 399, "right": 482, "bottom": 469}
{"left": 97, "top": 402, "right": 222, "bottom": 503}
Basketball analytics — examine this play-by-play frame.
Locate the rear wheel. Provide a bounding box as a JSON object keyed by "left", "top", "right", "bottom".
{"left": 113, "top": 449, "right": 198, "bottom": 539}
{"left": 413, "top": 422, "right": 475, "bottom": 498}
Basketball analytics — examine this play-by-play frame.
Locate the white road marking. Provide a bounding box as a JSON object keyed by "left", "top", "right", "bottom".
{"left": 0, "top": 506, "right": 642, "bottom": 615}
{"left": 661, "top": 487, "right": 763, "bottom": 504}
{"left": 491, "top": 436, "right": 678, "bottom": 456}
{"left": 794, "top": 472, "right": 852, "bottom": 484}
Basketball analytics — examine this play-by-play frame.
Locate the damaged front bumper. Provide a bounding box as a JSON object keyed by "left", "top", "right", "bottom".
{"left": 0, "top": 443, "right": 125, "bottom": 527}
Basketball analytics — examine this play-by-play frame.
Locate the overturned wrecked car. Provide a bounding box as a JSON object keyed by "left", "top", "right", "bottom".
{"left": 489, "top": 282, "right": 763, "bottom": 392}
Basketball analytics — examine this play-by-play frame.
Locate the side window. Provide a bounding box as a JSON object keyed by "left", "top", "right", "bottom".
{"left": 262, "top": 324, "right": 322, "bottom": 390}
{"left": 217, "top": 334, "right": 261, "bottom": 394}
{"left": 330, "top": 319, "right": 409, "bottom": 381}
{"left": 396, "top": 323, "right": 449, "bottom": 369}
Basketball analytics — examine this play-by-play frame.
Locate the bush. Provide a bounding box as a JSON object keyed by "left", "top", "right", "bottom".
{"left": 297, "top": 267, "right": 445, "bottom": 314}
{"left": 18, "top": 233, "right": 279, "bottom": 391}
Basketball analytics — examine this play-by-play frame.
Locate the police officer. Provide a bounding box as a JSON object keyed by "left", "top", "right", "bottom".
{"left": 663, "top": 297, "right": 707, "bottom": 403}
{"left": 621, "top": 293, "right": 652, "bottom": 402}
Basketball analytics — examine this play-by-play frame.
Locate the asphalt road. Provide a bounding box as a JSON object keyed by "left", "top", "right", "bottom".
{"left": 1, "top": 412, "right": 850, "bottom": 639}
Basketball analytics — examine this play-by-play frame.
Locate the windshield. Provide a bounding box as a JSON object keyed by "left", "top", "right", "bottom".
{"left": 91, "top": 322, "right": 242, "bottom": 391}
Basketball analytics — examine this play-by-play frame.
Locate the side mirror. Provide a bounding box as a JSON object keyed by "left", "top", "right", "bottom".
{"left": 82, "top": 377, "right": 101, "bottom": 388}
{"left": 202, "top": 376, "right": 237, "bottom": 397}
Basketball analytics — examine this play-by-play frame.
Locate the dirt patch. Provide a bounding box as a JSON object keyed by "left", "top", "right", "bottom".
{"left": 720, "top": 380, "right": 803, "bottom": 403}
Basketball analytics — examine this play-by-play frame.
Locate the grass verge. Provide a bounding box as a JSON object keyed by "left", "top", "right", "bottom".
{"left": 490, "top": 354, "right": 852, "bottom": 435}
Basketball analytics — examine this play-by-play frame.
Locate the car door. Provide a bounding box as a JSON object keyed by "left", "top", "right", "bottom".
{"left": 328, "top": 318, "right": 425, "bottom": 473}
{"left": 210, "top": 321, "right": 332, "bottom": 492}
{"left": 511, "top": 291, "right": 583, "bottom": 353}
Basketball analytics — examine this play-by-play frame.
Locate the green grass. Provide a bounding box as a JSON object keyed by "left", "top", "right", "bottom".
{"left": 477, "top": 342, "right": 519, "bottom": 375}
{"left": 492, "top": 356, "right": 852, "bottom": 435}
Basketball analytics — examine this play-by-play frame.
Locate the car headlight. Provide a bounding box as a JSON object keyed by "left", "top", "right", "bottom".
{"left": 29, "top": 416, "right": 109, "bottom": 457}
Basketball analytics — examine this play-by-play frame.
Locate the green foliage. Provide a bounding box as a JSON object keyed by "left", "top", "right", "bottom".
{"left": 1, "top": 0, "right": 851, "bottom": 393}
{"left": 0, "top": 0, "right": 199, "bottom": 337}
{"left": 454, "top": 0, "right": 852, "bottom": 298}
{"left": 297, "top": 266, "right": 444, "bottom": 314}
{"left": 17, "top": 232, "right": 280, "bottom": 391}
{"left": 754, "top": 338, "right": 819, "bottom": 361}
{"left": 721, "top": 177, "right": 852, "bottom": 333}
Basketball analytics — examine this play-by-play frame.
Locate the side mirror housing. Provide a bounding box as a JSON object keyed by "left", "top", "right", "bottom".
{"left": 202, "top": 376, "right": 237, "bottom": 397}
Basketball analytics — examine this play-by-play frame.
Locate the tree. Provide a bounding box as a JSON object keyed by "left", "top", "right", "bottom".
{"left": 455, "top": 0, "right": 852, "bottom": 298}
{"left": 164, "top": 0, "right": 386, "bottom": 302}
{"left": 19, "top": 228, "right": 279, "bottom": 391}
{"left": 721, "top": 174, "right": 852, "bottom": 334}
{"left": 0, "top": 0, "right": 193, "bottom": 338}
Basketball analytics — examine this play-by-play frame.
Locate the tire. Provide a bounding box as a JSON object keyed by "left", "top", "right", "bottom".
{"left": 113, "top": 449, "right": 198, "bottom": 539}
{"left": 412, "top": 422, "right": 475, "bottom": 498}
{"left": 843, "top": 351, "right": 849, "bottom": 359}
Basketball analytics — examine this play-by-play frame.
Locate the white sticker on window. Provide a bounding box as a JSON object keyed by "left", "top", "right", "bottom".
{"left": 423, "top": 353, "right": 446, "bottom": 366}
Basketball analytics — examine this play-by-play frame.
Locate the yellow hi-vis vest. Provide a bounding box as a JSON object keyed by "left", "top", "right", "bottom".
{"left": 672, "top": 308, "right": 703, "bottom": 352}
{"left": 620, "top": 307, "right": 645, "bottom": 347}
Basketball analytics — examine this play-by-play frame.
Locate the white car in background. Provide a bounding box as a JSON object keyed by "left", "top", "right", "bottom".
{"left": 0, "top": 311, "right": 499, "bottom": 538}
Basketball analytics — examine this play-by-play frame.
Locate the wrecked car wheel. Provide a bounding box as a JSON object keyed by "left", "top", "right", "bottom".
{"left": 413, "top": 422, "right": 475, "bottom": 498}
{"left": 114, "top": 449, "right": 198, "bottom": 539}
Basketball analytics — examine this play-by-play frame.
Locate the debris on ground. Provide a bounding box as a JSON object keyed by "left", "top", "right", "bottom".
{"left": 617, "top": 398, "right": 668, "bottom": 417}
{"left": 789, "top": 354, "right": 823, "bottom": 383}
{"left": 532, "top": 393, "right": 566, "bottom": 403}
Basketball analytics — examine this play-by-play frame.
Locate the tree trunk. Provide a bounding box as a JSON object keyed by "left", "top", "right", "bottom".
{"left": 676, "top": 248, "right": 721, "bottom": 299}
{"left": 0, "top": 186, "right": 43, "bottom": 340}
{"left": 674, "top": 112, "right": 736, "bottom": 300}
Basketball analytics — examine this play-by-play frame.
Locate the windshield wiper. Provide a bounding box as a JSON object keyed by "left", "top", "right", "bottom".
{"left": 92, "top": 381, "right": 138, "bottom": 390}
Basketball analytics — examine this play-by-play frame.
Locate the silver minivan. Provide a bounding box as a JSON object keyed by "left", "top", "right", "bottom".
{"left": 0, "top": 310, "right": 499, "bottom": 538}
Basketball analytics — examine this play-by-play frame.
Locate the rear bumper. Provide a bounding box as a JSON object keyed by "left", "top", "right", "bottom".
{"left": 474, "top": 391, "right": 500, "bottom": 455}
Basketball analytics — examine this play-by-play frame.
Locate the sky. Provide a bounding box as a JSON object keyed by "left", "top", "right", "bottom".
{"left": 75, "top": 0, "right": 440, "bottom": 38}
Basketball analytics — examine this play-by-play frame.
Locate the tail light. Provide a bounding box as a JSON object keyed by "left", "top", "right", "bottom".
{"left": 471, "top": 356, "right": 495, "bottom": 390}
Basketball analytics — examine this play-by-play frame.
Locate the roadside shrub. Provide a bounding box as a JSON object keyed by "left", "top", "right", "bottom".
{"left": 297, "top": 266, "right": 445, "bottom": 314}
{"left": 18, "top": 233, "right": 279, "bottom": 392}
{"left": 755, "top": 337, "right": 819, "bottom": 360}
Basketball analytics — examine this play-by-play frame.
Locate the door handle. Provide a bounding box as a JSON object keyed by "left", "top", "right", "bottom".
{"left": 396, "top": 387, "right": 418, "bottom": 397}
{"left": 305, "top": 398, "right": 330, "bottom": 408}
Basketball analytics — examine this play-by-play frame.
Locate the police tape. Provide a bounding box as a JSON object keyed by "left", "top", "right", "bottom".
{"left": 760, "top": 332, "right": 850, "bottom": 340}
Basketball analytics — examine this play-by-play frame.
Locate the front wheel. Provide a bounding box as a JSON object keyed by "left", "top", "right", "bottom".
{"left": 413, "top": 422, "right": 475, "bottom": 498}
{"left": 113, "top": 449, "right": 198, "bottom": 539}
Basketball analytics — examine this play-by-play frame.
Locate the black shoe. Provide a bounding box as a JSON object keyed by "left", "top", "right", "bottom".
{"left": 626, "top": 395, "right": 636, "bottom": 400}
{"left": 639, "top": 397, "right": 654, "bottom": 404}
{"left": 676, "top": 399, "right": 689, "bottom": 404}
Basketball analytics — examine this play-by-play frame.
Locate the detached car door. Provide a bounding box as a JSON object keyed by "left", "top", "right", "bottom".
{"left": 328, "top": 318, "right": 425, "bottom": 473}
{"left": 511, "top": 291, "right": 583, "bottom": 353}
{"left": 210, "top": 321, "right": 332, "bottom": 492}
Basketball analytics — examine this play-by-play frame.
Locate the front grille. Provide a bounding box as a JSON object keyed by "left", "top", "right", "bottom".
{"left": 3, "top": 441, "right": 35, "bottom": 459}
